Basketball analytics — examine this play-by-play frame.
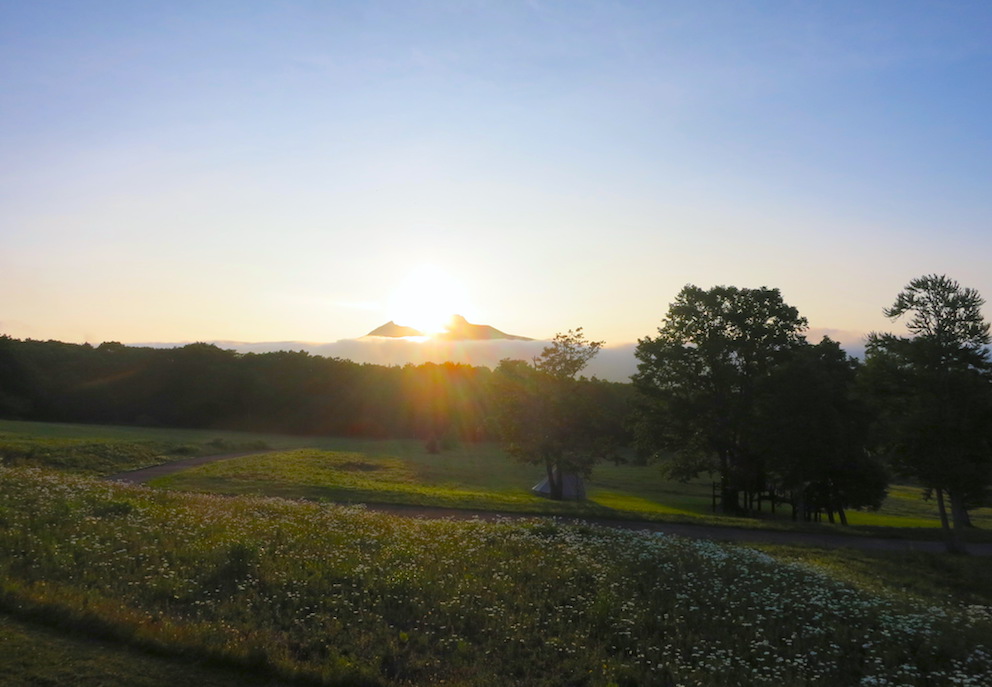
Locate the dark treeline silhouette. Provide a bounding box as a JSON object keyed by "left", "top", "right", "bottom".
{"left": 630, "top": 284, "right": 887, "bottom": 525}
{"left": 631, "top": 276, "right": 992, "bottom": 551}
{"left": 0, "top": 337, "right": 508, "bottom": 441}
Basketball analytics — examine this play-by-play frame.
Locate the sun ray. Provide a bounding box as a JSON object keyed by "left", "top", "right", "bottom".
{"left": 387, "top": 265, "right": 471, "bottom": 335}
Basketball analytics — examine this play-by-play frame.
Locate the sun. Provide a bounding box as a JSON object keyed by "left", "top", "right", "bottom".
{"left": 387, "top": 265, "right": 471, "bottom": 335}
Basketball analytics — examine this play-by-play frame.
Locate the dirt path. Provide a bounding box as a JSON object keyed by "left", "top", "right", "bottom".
{"left": 105, "top": 451, "right": 277, "bottom": 484}
{"left": 106, "top": 452, "right": 992, "bottom": 556}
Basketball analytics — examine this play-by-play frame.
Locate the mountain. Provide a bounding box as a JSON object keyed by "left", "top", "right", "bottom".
{"left": 364, "top": 314, "right": 533, "bottom": 341}
{"left": 365, "top": 321, "right": 425, "bottom": 338}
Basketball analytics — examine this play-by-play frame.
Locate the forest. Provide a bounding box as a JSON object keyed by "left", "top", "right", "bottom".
{"left": 0, "top": 335, "right": 522, "bottom": 441}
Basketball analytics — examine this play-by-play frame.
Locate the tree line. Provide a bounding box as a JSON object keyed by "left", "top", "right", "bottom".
{"left": 491, "top": 275, "right": 992, "bottom": 553}
{"left": 0, "top": 335, "right": 631, "bottom": 448}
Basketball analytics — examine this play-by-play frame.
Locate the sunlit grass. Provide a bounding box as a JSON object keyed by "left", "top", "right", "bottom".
{"left": 152, "top": 448, "right": 589, "bottom": 513}
{"left": 2, "top": 419, "right": 991, "bottom": 534}
{"left": 1, "top": 466, "right": 989, "bottom": 686}
{"left": 0, "top": 432, "right": 267, "bottom": 477}
{"left": 847, "top": 484, "right": 992, "bottom": 529}
{"left": 586, "top": 490, "right": 701, "bottom": 517}
{"left": 148, "top": 448, "right": 992, "bottom": 539}
{"left": 150, "top": 448, "right": 726, "bottom": 522}
{"left": 844, "top": 512, "right": 943, "bottom": 528}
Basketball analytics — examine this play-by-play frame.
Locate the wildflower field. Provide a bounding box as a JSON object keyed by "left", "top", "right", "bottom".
{"left": 1, "top": 467, "right": 989, "bottom": 686}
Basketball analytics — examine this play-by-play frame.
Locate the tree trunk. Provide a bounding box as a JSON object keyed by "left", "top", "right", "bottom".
{"left": 721, "top": 486, "right": 739, "bottom": 515}
{"left": 545, "top": 459, "right": 563, "bottom": 500}
{"left": 948, "top": 489, "right": 971, "bottom": 555}
{"left": 794, "top": 488, "right": 805, "bottom": 522}
{"left": 935, "top": 488, "right": 950, "bottom": 530}
{"left": 837, "top": 505, "right": 848, "bottom": 526}
{"left": 719, "top": 453, "right": 737, "bottom": 515}
{"left": 936, "top": 488, "right": 966, "bottom": 554}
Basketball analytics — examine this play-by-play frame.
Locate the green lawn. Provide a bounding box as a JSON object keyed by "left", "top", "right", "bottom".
{"left": 846, "top": 483, "right": 992, "bottom": 530}
{"left": 2, "top": 419, "right": 991, "bottom": 535}
{"left": 149, "top": 447, "right": 725, "bottom": 523}
{"left": 150, "top": 441, "right": 992, "bottom": 536}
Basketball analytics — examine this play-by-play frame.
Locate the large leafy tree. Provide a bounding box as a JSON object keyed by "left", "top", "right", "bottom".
{"left": 492, "top": 329, "right": 615, "bottom": 500}
{"left": 633, "top": 284, "right": 808, "bottom": 514}
{"left": 753, "top": 337, "right": 887, "bottom": 524}
{"left": 863, "top": 274, "right": 992, "bottom": 552}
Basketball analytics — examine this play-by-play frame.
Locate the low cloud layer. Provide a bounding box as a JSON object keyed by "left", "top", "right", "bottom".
{"left": 136, "top": 327, "right": 866, "bottom": 384}
{"left": 200, "top": 338, "right": 641, "bottom": 382}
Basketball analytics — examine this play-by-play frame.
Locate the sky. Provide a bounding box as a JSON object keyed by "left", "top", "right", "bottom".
{"left": 3, "top": 1, "right": 992, "bottom": 362}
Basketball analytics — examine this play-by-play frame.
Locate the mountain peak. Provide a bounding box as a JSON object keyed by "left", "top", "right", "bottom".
{"left": 365, "top": 315, "right": 532, "bottom": 341}
{"left": 364, "top": 321, "right": 424, "bottom": 338}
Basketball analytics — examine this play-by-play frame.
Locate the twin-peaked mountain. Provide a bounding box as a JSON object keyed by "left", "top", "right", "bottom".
{"left": 365, "top": 314, "right": 533, "bottom": 341}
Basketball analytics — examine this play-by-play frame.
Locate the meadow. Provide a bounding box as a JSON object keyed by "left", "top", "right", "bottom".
{"left": 7, "top": 418, "right": 991, "bottom": 533}
{"left": 1, "top": 466, "right": 990, "bottom": 686}
{"left": 1, "top": 419, "right": 992, "bottom": 685}
{"left": 0, "top": 419, "right": 274, "bottom": 476}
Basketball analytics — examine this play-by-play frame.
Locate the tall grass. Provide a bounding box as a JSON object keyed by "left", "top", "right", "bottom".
{"left": 0, "top": 612, "right": 281, "bottom": 687}
{"left": 0, "top": 466, "right": 988, "bottom": 686}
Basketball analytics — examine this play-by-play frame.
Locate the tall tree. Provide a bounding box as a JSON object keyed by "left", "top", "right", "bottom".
{"left": 633, "top": 284, "right": 808, "bottom": 514}
{"left": 754, "top": 338, "right": 887, "bottom": 524}
{"left": 533, "top": 328, "right": 602, "bottom": 378}
{"left": 864, "top": 274, "right": 992, "bottom": 552}
{"left": 492, "top": 329, "right": 610, "bottom": 500}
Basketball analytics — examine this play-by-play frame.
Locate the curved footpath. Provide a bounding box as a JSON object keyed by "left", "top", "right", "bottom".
{"left": 107, "top": 452, "right": 992, "bottom": 556}
{"left": 107, "top": 451, "right": 269, "bottom": 484}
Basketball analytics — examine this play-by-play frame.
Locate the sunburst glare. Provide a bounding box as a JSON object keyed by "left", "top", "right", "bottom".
{"left": 387, "top": 265, "right": 472, "bottom": 335}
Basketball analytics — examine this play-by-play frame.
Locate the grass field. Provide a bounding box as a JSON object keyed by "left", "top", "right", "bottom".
{"left": 149, "top": 447, "right": 720, "bottom": 521}
{"left": 151, "top": 445, "right": 992, "bottom": 537}
{"left": 2, "top": 419, "right": 992, "bottom": 685}
{"left": 3, "top": 418, "right": 991, "bottom": 535}
{"left": 0, "top": 466, "right": 989, "bottom": 686}
{"left": 0, "top": 419, "right": 272, "bottom": 476}
{"left": 0, "top": 613, "right": 289, "bottom": 687}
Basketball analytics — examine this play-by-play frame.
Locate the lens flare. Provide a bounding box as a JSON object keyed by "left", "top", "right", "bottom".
{"left": 387, "top": 265, "right": 471, "bottom": 335}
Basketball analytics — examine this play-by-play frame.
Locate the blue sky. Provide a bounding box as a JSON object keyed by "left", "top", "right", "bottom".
{"left": 2, "top": 1, "right": 991, "bottom": 351}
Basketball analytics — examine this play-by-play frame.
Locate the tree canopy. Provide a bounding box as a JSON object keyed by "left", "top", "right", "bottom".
{"left": 633, "top": 284, "right": 808, "bottom": 514}
{"left": 864, "top": 274, "right": 992, "bottom": 552}
{"left": 532, "top": 328, "right": 603, "bottom": 379}
{"left": 492, "top": 328, "right": 621, "bottom": 500}
{"left": 754, "top": 337, "right": 886, "bottom": 523}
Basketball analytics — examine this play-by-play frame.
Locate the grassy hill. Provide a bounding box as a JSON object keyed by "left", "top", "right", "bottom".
{"left": 1, "top": 419, "right": 991, "bottom": 685}
{"left": 0, "top": 466, "right": 990, "bottom": 686}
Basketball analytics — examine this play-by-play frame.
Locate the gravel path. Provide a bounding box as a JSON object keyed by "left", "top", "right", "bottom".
{"left": 106, "top": 451, "right": 992, "bottom": 556}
